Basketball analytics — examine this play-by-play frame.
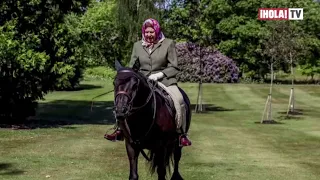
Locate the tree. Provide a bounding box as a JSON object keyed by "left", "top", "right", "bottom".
{"left": 163, "top": 0, "right": 206, "bottom": 112}
{"left": 65, "top": 0, "right": 119, "bottom": 67}
{"left": 260, "top": 21, "right": 288, "bottom": 123}
{"left": 275, "top": 21, "right": 306, "bottom": 115}
{"left": 176, "top": 0, "right": 320, "bottom": 81}
{"left": 175, "top": 42, "right": 239, "bottom": 83}
{"left": 115, "top": 0, "right": 169, "bottom": 65}
{"left": 297, "top": 1, "right": 320, "bottom": 80}
{"left": 0, "top": 0, "right": 90, "bottom": 123}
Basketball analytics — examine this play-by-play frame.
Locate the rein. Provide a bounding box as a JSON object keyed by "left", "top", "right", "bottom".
{"left": 91, "top": 89, "right": 114, "bottom": 112}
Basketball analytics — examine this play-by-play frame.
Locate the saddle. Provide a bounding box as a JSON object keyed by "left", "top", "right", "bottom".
{"left": 153, "top": 83, "right": 176, "bottom": 119}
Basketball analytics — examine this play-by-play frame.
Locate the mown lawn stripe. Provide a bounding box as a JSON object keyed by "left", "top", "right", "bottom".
{"left": 1, "top": 83, "right": 320, "bottom": 180}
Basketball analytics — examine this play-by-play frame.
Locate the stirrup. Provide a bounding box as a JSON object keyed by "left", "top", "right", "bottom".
{"left": 104, "top": 130, "right": 124, "bottom": 141}
{"left": 104, "top": 124, "right": 123, "bottom": 141}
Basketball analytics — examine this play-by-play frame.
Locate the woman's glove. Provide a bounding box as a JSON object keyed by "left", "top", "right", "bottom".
{"left": 148, "top": 72, "right": 164, "bottom": 81}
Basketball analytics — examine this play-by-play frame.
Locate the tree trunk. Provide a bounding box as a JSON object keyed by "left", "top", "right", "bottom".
{"left": 268, "top": 61, "right": 274, "bottom": 120}
{"left": 290, "top": 51, "right": 295, "bottom": 110}
{"left": 290, "top": 52, "right": 294, "bottom": 86}
{"left": 195, "top": 44, "right": 203, "bottom": 112}
{"left": 269, "top": 62, "right": 274, "bottom": 95}
{"left": 136, "top": 0, "right": 141, "bottom": 41}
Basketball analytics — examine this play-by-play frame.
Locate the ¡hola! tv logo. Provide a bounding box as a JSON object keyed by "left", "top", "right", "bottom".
{"left": 258, "top": 8, "right": 303, "bottom": 20}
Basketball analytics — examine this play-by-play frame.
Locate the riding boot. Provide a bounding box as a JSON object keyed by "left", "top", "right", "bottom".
{"left": 178, "top": 127, "right": 192, "bottom": 147}
{"left": 178, "top": 104, "right": 192, "bottom": 147}
{"left": 179, "top": 134, "right": 192, "bottom": 147}
{"left": 104, "top": 128, "right": 124, "bottom": 141}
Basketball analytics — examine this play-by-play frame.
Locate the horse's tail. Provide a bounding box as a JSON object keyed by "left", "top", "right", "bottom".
{"left": 147, "top": 138, "right": 176, "bottom": 177}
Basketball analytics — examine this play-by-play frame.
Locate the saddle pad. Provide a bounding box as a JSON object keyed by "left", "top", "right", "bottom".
{"left": 155, "top": 82, "right": 179, "bottom": 124}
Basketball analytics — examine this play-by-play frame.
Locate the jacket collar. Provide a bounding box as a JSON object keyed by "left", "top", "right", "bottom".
{"left": 141, "top": 38, "right": 165, "bottom": 55}
{"left": 149, "top": 41, "right": 162, "bottom": 54}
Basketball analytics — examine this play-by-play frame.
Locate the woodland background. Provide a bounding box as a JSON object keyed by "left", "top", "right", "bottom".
{"left": 0, "top": 0, "right": 319, "bottom": 123}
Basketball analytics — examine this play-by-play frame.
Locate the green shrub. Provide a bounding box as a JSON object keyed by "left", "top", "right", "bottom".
{"left": 0, "top": 0, "right": 90, "bottom": 123}
{"left": 83, "top": 66, "right": 116, "bottom": 80}
{"left": 0, "top": 21, "right": 48, "bottom": 123}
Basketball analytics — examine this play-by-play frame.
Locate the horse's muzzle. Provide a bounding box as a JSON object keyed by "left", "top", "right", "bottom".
{"left": 114, "top": 106, "right": 129, "bottom": 120}
{"left": 116, "top": 113, "right": 126, "bottom": 120}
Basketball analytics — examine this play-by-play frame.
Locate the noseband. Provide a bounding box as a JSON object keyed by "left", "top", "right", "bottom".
{"left": 115, "top": 90, "right": 133, "bottom": 113}
{"left": 115, "top": 91, "right": 131, "bottom": 99}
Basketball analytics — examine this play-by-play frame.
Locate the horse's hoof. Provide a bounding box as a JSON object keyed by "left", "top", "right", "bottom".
{"left": 129, "top": 175, "right": 139, "bottom": 180}
{"left": 171, "top": 173, "right": 183, "bottom": 180}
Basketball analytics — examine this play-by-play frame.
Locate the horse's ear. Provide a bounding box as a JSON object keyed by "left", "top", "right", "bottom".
{"left": 132, "top": 66, "right": 139, "bottom": 73}
{"left": 115, "top": 60, "right": 123, "bottom": 71}
{"left": 132, "top": 60, "right": 140, "bottom": 72}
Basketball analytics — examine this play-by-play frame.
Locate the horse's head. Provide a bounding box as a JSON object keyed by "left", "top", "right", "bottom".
{"left": 113, "top": 60, "right": 149, "bottom": 119}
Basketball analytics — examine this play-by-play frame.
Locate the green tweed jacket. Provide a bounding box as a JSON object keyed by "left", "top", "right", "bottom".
{"left": 129, "top": 38, "right": 180, "bottom": 87}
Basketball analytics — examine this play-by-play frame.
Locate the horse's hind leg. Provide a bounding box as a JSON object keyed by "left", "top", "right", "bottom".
{"left": 171, "top": 145, "right": 183, "bottom": 180}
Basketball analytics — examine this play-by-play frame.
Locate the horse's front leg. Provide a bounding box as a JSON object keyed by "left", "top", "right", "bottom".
{"left": 125, "top": 140, "right": 140, "bottom": 180}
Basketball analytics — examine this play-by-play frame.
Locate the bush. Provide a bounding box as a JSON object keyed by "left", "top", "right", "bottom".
{"left": 0, "top": 22, "right": 48, "bottom": 123}
{"left": 53, "top": 63, "right": 85, "bottom": 91}
{"left": 0, "top": 0, "right": 90, "bottom": 123}
{"left": 176, "top": 42, "right": 240, "bottom": 83}
{"left": 83, "top": 66, "right": 116, "bottom": 80}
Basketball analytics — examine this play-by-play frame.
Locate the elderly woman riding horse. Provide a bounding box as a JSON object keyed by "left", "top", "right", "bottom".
{"left": 105, "top": 18, "right": 192, "bottom": 147}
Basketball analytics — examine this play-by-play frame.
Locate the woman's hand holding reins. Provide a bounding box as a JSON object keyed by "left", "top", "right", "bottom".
{"left": 148, "top": 72, "right": 164, "bottom": 81}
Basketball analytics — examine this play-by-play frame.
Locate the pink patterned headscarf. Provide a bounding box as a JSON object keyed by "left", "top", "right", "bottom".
{"left": 141, "top": 18, "right": 165, "bottom": 48}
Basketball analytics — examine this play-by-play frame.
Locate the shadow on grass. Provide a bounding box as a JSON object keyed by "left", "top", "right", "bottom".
{"left": 278, "top": 108, "right": 305, "bottom": 116}
{"left": 55, "top": 84, "right": 103, "bottom": 91}
{"left": 190, "top": 104, "right": 234, "bottom": 113}
{"left": 254, "top": 120, "right": 285, "bottom": 124}
{"left": 278, "top": 115, "right": 303, "bottom": 120}
{"left": 0, "top": 163, "right": 24, "bottom": 176}
{"left": 2, "top": 100, "right": 116, "bottom": 129}
{"left": 2, "top": 102, "right": 233, "bottom": 129}
{"left": 264, "top": 79, "right": 320, "bottom": 85}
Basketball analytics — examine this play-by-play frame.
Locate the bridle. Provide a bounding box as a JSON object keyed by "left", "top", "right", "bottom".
{"left": 113, "top": 71, "right": 157, "bottom": 161}
{"left": 114, "top": 78, "right": 155, "bottom": 117}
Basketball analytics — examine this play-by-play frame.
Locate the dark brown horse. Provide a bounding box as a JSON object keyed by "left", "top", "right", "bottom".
{"left": 112, "top": 61, "right": 191, "bottom": 180}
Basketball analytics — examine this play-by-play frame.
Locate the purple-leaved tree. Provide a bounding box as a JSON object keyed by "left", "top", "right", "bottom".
{"left": 175, "top": 42, "right": 240, "bottom": 83}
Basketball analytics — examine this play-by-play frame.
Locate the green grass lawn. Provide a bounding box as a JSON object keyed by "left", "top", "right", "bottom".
{"left": 1, "top": 80, "right": 320, "bottom": 180}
